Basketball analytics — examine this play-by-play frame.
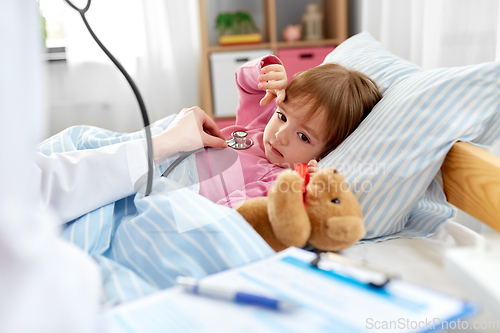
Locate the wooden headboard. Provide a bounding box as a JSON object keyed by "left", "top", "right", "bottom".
{"left": 441, "top": 142, "right": 500, "bottom": 232}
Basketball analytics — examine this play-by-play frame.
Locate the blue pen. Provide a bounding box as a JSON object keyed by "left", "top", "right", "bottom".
{"left": 176, "top": 276, "right": 296, "bottom": 311}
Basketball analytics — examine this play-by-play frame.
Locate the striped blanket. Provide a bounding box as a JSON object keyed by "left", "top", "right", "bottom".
{"left": 37, "top": 115, "right": 274, "bottom": 306}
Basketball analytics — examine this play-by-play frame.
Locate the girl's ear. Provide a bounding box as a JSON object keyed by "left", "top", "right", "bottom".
{"left": 319, "top": 146, "right": 334, "bottom": 160}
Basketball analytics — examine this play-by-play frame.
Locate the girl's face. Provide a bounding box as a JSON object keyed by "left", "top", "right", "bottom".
{"left": 263, "top": 99, "right": 328, "bottom": 168}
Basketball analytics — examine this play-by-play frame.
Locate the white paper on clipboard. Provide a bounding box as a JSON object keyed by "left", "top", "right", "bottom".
{"left": 98, "top": 247, "right": 475, "bottom": 333}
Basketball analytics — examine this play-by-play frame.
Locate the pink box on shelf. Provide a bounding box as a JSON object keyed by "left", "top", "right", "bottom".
{"left": 277, "top": 46, "right": 336, "bottom": 78}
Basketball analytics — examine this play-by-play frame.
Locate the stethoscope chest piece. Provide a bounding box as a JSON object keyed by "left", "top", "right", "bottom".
{"left": 226, "top": 130, "right": 253, "bottom": 150}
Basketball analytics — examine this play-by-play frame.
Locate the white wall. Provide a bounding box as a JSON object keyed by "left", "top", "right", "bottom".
{"left": 43, "top": 60, "right": 144, "bottom": 138}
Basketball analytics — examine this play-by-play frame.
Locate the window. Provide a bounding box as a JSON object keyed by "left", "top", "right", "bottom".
{"left": 39, "top": 0, "right": 67, "bottom": 49}
{"left": 39, "top": 0, "right": 67, "bottom": 60}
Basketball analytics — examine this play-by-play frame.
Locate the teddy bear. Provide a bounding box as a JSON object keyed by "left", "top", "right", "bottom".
{"left": 235, "top": 165, "right": 366, "bottom": 252}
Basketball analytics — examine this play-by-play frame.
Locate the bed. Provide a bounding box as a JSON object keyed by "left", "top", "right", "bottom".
{"left": 93, "top": 139, "right": 499, "bottom": 331}
{"left": 321, "top": 32, "right": 500, "bottom": 329}
{"left": 39, "top": 32, "right": 500, "bottom": 331}
{"left": 94, "top": 141, "right": 500, "bottom": 332}
{"left": 441, "top": 142, "right": 500, "bottom": 231}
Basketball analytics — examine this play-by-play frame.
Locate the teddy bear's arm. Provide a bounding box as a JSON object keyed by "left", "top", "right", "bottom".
{"left": 267, "top": 170, "right": 311, "bottom": 248}
{"left": 235, "top": 198, "right": 290, "bottom": 252}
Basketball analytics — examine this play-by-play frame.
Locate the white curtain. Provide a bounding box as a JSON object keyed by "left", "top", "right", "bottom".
{"left": 49, "top": 0, "right": 200, "bottom": 134}
{"left": 357, "top": 0, "right": 500, "bottom": 232}
{"left": 360, "top": 0, "right": 500, "bottom": 69}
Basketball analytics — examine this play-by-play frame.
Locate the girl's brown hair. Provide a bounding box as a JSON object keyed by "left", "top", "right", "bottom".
{"left": 285, "top": 63, "right": 382, "bottom": 158}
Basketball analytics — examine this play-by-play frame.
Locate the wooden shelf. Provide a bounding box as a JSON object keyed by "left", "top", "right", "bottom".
{"left": 208, "top": 43, "right": 274, "bottom": 54}
{"left": 198, "top": 0, "right": 348, "bottom": 119}
{"left": 208, "top": 39, "right": 342, "bottom": 54}
{"left": 276, "top": 38, "right": 342, "bottom": 49}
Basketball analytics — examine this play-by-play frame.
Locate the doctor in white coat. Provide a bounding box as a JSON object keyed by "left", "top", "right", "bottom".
{"left": 0, "top": 1, "right": 226, "bottom": 332}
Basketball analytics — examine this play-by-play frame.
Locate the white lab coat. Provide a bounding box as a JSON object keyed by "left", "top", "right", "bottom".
{"left": 34, "top": 140, "right": 147, "bottom": 225}
{"left": 0, "top": 1, "right": 148, "bottom": 332}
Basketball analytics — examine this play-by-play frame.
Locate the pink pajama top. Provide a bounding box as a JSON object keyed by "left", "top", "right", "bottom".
{"left": 196, "top": 55, "right": 285, "bottom": 208}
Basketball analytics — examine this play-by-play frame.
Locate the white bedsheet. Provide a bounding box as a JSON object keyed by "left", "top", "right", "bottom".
{"left": 342, "top": 221, "right": 483, "bottom": 298}
{"left": 341, "top": 221, "right": 498, "bottom": 332}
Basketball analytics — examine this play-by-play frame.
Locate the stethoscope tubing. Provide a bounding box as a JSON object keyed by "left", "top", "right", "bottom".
{"left": 161, "top": 147, "right": 205, "bottom": 178}
{"left": 63, "top": 0, "right": 254, "bottom": 192}
{"left": 64, "top": 0, "right": 154, "bottom": 196}
{"left": 161, "top": 131, "right": 253, "bottom": 178}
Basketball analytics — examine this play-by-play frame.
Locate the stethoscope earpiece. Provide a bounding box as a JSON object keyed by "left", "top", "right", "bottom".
{"left": 63, "top": 0, "right": 91, "bottom": 14}
{"left": 226, "top": 131, "right": 253, "bottom": 150}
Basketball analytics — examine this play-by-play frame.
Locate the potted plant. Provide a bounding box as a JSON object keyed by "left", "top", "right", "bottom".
{"left": 216, "top": 11, "right": 261, "bottom": 46}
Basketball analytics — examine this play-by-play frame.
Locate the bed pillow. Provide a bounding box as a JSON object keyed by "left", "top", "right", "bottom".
{"left": 319, "top": 32, "right": 500, "bottom": 240}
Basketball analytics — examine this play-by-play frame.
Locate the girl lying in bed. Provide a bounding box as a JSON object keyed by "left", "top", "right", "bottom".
{"left": 35, "top": 55, "right": 383, "bottom": 305}
{"left": 153, "top": 55, "right": 382, "bottom": 207}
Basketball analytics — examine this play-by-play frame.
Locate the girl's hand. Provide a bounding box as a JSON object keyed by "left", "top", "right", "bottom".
{"left": 307, "top": 159, "right": 318, "bottom": 175}
{"left": 258, "top": 64, "right": 288, "bottom": 107}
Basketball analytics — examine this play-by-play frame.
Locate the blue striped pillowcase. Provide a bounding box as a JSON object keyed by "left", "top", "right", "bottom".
{"left": 319, "top": 32, "right": 500, "bottom": 240}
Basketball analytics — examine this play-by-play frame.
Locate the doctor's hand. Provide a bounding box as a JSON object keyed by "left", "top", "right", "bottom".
{"left": 152, "top": 106, "right": 227, "bottom": 165}
{"left": 258, "top": 64, "right": 287, "bottom": 107}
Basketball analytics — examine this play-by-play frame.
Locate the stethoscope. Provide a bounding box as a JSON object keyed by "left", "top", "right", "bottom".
{"left": 65, "top": 0, "right": 155, "bottom": 196}
{"left": 65, "top": 0, "right": 254, "bottom": 187}
{"left": 160, "top": 131, "right": 252, "bottom": 178}
{"left": 226, "top": 131, "right": 253, "bottom": 150}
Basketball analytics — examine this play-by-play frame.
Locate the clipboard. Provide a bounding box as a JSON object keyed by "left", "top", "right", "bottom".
{"left": 98, "top": 247, "right": 475, "bottom": 333}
